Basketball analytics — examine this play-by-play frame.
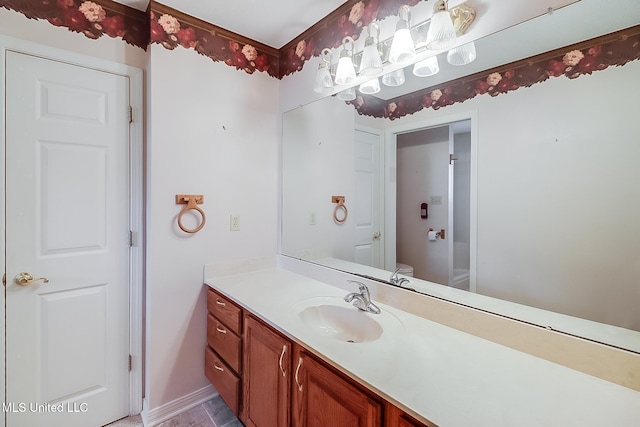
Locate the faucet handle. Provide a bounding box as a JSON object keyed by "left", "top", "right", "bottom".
{"left": 348, "top": 280, "right": 370, "bottom": 299}
{"left": 348, "top": 279, "right": 366, "bottom": 291}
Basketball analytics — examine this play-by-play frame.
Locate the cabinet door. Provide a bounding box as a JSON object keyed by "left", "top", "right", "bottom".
{"left": 385, "top": 402, "right": 434, "bottom": 427}
{"left": 241, "top": 315, "right": 291, "bottom": 427}
{"left": 292, "top": 346, "right": 382, "bottom": 427}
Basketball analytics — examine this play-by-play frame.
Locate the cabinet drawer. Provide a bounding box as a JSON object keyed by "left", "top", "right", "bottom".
{"left": 207, "top": 314, "right": 242, "bottom": 373}
{"left": 207, "top": 289, "right": 242, "bottom": 334}
{"left": 205, "top": 346, "right": 240, "bottom": 415}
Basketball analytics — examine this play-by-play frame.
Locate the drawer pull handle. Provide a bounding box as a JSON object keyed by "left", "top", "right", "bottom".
{"left": 215, "top": 299, "right": 226, "bottom": 307}
{"left": 295, "top": 357, "right": 303, "bottom": 392}
{"left": 216, "top": 325, "right": 227, "bottom": 334}
{"left": 278, "top": 345, "right": 287, "bottom": 377}
{"left": 213, "top": 361, "right": 224, "bottom": 372}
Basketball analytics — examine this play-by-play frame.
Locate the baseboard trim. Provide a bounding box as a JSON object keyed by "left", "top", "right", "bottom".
{"left": 141, "top": 385, "right": 218, "bottom": 426}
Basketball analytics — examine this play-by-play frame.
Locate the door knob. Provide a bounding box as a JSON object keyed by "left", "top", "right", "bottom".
{"left": 14, "top": 272, "right": 49, "bottom": 286}
{"left": 373, "top": 231, "right": 381, "bottom": 239}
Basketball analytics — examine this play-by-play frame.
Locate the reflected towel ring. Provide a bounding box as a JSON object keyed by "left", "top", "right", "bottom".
{"left": 176, "top": 194, "right": 206, "bottom": 233}
{"left": 332, "top": 196, "right": 348, "bottom": 223}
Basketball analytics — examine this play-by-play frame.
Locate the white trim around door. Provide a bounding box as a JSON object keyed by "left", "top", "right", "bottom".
{"left": 384, "top": 110, "right": 478, "bottom": 293}
{"left": 0, "top": 34, "right": 144, "bottom": 423}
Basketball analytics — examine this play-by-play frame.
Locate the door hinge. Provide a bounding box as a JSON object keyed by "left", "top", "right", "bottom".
{"left": 129, "top": 355, "right": 133, "bottom": 372}
{"left": 129, "top": 231, "right": 138, "bottom": 247}
{"left": 2, "top": 273, "right": 5, "bottom": 287}
{"left": 129, "top": 106, "right": 133, "bottom": 123}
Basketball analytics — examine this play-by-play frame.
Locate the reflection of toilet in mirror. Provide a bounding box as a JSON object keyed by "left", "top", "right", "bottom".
{"left": 395, "top": 263, "right": 413, "bottom": 277}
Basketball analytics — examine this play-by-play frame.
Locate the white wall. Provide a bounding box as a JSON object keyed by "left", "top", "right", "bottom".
{"left": 147, "top": 45, "right": 279, "bottom": 410}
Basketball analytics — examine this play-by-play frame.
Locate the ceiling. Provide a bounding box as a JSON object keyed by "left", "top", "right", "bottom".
{"left": 114, "top": 0, "right": 349, "bottom": 48}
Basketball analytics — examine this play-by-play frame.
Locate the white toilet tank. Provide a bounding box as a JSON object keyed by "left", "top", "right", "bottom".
{"left": 396, "top": 263, "right": 414, "bottom": 277}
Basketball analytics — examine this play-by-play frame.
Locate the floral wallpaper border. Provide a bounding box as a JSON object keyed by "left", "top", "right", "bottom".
{"left": 1, "top": 1, "right": 639, "bottom": 122}
{"left": 0, "top": 0, "right": 149, "bottom": 48}
{"left": 349, "top": 26, "right": 640, "bottom": 120}
{"left": 149, "top": 2, "right": 280, "bottom": 77}
{"left": 147, "top": 0, "right": 424, "bottom": 78}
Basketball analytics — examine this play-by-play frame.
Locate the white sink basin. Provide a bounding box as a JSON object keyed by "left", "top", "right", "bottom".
{"left": 294, "top": 296, "right": 403, "bottom": 344}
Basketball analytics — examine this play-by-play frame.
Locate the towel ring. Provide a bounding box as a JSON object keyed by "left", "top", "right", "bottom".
{"left": 177, "top": 196, "right": 206, "bottom": 233}
{"left": 332, "top": 196, "right": 348, "bottom": 223}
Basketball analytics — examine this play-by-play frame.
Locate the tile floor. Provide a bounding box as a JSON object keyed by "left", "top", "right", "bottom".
{"left": 105, "top": 395, "right": 243, "bottom": 427}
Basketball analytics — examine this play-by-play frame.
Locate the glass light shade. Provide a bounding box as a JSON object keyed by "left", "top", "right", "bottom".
{"left": 447, "top": 41, "right": 477, "bottom": 66}
{"left": 359, "top": 42, "right": 383, "bottom": 76}
{"left": 382, "top": 68, "right": 405, "bottom": 87}
{"left": 336, "top": 87, "right": 356, "bottom": 101}
{"left": 413, "top": 56, "right": 440, "bottom": 77}
{"left": 359, "top": 77, "right": 380, "bottom": 95}
{"left": 335, "top": 56, "right": 357, "bottom": 86}
{"left": 313, "top": 64, "right": 333, "bottom": 93}
{"left": 426, "top": 10, "right": 457, "bottom": 50}
{"left": 388, "top": 25, "right": 416, "bottom": 65}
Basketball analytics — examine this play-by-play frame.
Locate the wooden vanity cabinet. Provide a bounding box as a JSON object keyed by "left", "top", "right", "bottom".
{"left": 204, "top": 286, "right": 434, "bottom": 427}
{"left": 292, "top": 345, "right": 383, "bottom": 427}
{"left": 205, "top": 289, "right": 243, "bottom": 415}
{"left": 385, "top": 403, "right": 433, "bottom": 427}
{"left": 241, "top": 314, "right": 292, "bottom": 427}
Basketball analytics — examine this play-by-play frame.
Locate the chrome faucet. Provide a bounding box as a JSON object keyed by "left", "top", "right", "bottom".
{"left": 390, "top": 268, "right": 411, "bottom": 288}
{"left": 344, "top": 281, "right": 381, "bottom": 314}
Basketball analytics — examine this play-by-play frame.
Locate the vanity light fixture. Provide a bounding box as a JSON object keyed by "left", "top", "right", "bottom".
{"left": 313, "top": 2, "right": 477, "bottom": 94}
{"left": 413, "top": 55, "right": 440, "bottom": 77}
{"left": 382, "top": 68, "right": 406, "bottom": 87}
{"left": 426, "top": 0, "right": 457, "bottom": 50}
{"left": 334, "top": 37, "right": 357, "bottom": 86}
{"left": 359, "top": 77, "right": 381, "bottom": 94}
{"left": 446, "top": 41, "right": 477, "bottom": 65}
{"left": 313, "top": 48, "right": 334, "bottom": 94}
{"left": 388, "top": 5, "right": 416, "bottom": 65}
{"left": 336, "top": 87, "right": 356, "bottom": 101}
{"left": 359, "top": 23, "right": 383, "bottom": 76}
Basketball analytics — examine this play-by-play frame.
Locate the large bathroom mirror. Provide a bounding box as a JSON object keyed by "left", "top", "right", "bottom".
{"left": 281, "top": 0, "right": 640, "bottom": 350}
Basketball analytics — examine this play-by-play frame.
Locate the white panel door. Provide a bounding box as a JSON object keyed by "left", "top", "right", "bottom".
{"left": 5, "top": 51, "right": 130, "bottom": 427}
{"left": 353, "top": 128, "right": 382, "bottom": 268}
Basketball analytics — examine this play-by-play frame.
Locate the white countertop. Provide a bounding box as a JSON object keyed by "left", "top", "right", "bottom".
{"left": 205, "top": 267, "right": 640, "bottom": 427}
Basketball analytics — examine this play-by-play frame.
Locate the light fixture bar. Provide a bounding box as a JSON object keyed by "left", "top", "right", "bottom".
{"left": 316, "top": 3, "right": 477, "bottom": 94}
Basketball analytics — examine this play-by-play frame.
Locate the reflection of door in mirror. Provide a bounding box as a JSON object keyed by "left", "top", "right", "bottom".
{"left": 354, "top": 127, "right": 383, "bottom": 269}
{"left": 396, "top": 121, "right": 471, "bottom": 289}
